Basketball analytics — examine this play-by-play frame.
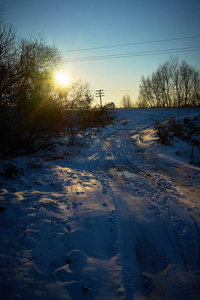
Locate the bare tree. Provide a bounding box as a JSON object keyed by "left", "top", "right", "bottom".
{"left": 138, "top": 76, "right": 155, "bottom": 108}
{"left": 179, "top": 60, "right": 193, "bottom": 106}
{"left": 65, "top": 79, "right": 93, "bottom": 110}
{"left": 0, "top": 13, "right": 17, "bottom": 107}
{"left": 15, "top": 33, "right": 62, "bottom": 111}
{"left": 159, "top": 62, "right": 173, "bottom": 107}
{"left": 120, "top": 94, "right": 133, "bottom": 108}
{"left": 137, "top": 57, "right": 200, "bottom": 108}
{"left": 192, "top": 70, "right": 200, "bottom": 106}
{"left": 151, "top": 71, "right": 163, "bottom": 107}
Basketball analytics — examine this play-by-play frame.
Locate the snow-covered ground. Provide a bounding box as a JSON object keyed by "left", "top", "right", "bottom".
{"left": 0, "top": 108, "right": 200, "bottom": 300}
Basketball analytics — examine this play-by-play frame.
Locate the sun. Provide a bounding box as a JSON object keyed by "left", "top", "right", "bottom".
{"left": 54, "top": 71, "right": 70, "bottom": 86}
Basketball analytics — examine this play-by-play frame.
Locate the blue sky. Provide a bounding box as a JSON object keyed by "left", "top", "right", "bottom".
{"left": 1, "top": 0, "right": 200, "bottom": 106}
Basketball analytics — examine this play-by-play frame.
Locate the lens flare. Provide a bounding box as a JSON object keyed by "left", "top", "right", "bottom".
{"left": 54, "top": 72, "right": 70, "bottom": 86}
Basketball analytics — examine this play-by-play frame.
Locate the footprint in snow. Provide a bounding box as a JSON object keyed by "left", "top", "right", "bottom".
{"left": 76, "top": 191, "right": 84, "bottom": 195}
{"left": 72, "top": 201, "right": 83, "bottom": 208}
{"left": 67, "top": 276, "right": 100, "bottom": 299}
{"left": 53, "top": 250, "right": 87, "bottom": 281}
{"left": 66, "top": 249, "right": 87, "bottom": 272}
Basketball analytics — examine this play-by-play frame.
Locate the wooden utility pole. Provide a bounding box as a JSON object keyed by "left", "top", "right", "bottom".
{"left": 96, "top": 89, "right": 104, "bottom": 108}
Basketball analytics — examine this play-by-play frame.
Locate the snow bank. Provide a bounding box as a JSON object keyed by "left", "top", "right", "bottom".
{"left": 0, "top": 108, "right": 200, "bottom": 299}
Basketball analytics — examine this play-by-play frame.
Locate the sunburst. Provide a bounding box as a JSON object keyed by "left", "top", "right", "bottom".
{"left": 54, "top": 71, "right": 70, "bottom": 86}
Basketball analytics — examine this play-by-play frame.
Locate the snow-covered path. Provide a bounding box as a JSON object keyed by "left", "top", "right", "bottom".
{"left": 0, "top": 108, "right": 200, "bottom": 299}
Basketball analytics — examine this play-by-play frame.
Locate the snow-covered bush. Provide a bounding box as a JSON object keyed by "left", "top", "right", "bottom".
{"left": 154, "top": 114, "right": 200, "bottom": 165}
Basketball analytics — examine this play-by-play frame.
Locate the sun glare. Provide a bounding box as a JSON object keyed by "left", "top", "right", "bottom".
{"left": 54, "top": 71, "right": 70, "bottom": 86}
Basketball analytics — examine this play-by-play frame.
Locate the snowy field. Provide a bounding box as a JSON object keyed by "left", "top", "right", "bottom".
{"left": 0, "top": 108, "right": 200, "bottom": 300}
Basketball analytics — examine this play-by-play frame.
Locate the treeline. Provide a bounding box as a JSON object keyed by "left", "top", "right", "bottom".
{"left": 0, "top": 9, "right": 114, "bottom": 156}
{"left": 137, "top": 57, "right": 200, "bottom": 108}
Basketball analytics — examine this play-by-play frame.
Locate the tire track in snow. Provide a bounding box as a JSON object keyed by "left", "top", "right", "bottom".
{"left": 98, "top": 128, "right": 200, "bottom": 299}
{"left": 107, "top": 129, "right": 200, "bottom": 224}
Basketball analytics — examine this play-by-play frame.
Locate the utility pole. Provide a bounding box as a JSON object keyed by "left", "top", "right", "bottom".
{"left": 96, "top": 89, "right": 104, "bottom": 108}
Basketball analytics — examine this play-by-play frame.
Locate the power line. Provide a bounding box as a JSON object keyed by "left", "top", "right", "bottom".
{"left": 65, "top": 46, "right": 200, "bottom": 61}
{"left": 61, "top": 35, "right": 200, "bottom": 53}
{"left": 64, "top": 45, "right": 200, "bottom": 62}
{"left": 105, "top": 89, "right": 138, "bottom": 91}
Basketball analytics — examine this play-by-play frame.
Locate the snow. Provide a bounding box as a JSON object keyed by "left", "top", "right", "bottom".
{"left": 0, "top": 108, "right": 200, "bottom": 300}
